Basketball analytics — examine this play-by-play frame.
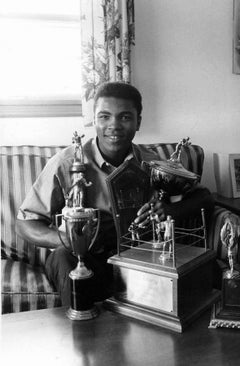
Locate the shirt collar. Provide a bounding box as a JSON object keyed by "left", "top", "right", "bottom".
{"left": 92, "top": 137, "right": 138, "bottom": 169}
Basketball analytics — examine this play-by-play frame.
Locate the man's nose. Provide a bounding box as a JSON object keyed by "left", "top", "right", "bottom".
{"left": 108, "top": 116, "right": 121, "bottom": 128}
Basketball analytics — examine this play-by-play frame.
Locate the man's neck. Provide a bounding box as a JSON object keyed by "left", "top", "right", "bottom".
{"left": 101, "top": 150, "right": 130, "bottom": 167}
{"left": 96, "top": 139, "right": 132, "bottom": 167}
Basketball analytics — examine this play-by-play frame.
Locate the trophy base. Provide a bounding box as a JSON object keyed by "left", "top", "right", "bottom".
{"left": 209, "top": 270, "right": 240, "bottom": 329}
{"left": 105, "top": 245, "right": 219, "bottom": 332}
{"left": 208, "top": 301, "right": 240, "bottom": 329}
{"left": 66, "top": 306, "right": 99, "bottom": 321}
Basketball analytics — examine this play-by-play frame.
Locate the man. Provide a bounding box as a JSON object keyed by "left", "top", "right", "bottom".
{"left": 16, "top": 82, "right": 214, "bottom": 306}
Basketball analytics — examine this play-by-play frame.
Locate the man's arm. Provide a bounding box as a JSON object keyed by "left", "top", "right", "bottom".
{"left": 16, "top": 219, "right": 65, "bottom": 249}
{"left": 15, "top": 150, "right": 69, "bottom": 249}
{"left": 163, "top": 187, "right": 214, "bottom": 220}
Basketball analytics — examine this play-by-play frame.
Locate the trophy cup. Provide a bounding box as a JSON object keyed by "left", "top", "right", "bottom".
{"left": 55, "top": 132, "right": 100, "bottom": 320}
{"left": 142, "top": 137, "right": 200, "bottom": 203}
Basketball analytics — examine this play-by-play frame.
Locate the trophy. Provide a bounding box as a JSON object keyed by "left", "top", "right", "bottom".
{"left": 140, "top": 137, "right": 200, "bottom": 258}
{"left": 104, "top": 148, "right": 218, "bottom": 332}
{"left": 209, "top": 215, "right": 240, "bottom": 329}
{"left": 142, "top": 137, "right": 199, "bottom": 203}
{"left": 55, "top": 132, "right": 100, "bottom": 321}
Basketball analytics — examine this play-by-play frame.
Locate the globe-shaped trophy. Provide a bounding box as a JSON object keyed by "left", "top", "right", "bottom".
{"left": 142, "top": 137, "right": 199, "bottom": 201}
{"left": 55, "top": 132, "right": 100, "bottom": 320}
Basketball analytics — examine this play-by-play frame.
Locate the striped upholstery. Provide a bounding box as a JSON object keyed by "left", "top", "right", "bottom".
{"left": 1, "top": 258, "right": 61, "bottom": 314}
{"left": 1, "top": 145, "right": 65, "bottom": 267}
{"left": 1, "top": 146, "right": 65, "bottom": 313}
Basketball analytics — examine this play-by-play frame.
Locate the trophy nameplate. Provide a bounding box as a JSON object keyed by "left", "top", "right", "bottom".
{"left": 104, "top": 159, "right": 219, "bottom": 332}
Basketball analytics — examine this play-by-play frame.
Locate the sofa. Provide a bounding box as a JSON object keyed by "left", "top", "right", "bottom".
{"left": 1, "top": 143, "right": 239, "bottom": 314}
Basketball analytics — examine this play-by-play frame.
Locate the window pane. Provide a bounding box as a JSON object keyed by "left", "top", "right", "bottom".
{"left": 0, "top": 0, "right": 81, "bottom": 101}
{"left": 0, "top": 0, "right": 80, "bottom": 17}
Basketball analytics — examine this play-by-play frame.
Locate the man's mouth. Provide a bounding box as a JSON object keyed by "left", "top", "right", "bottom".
{"left": 106, "top": 135, "right": 123, "bottom": 142}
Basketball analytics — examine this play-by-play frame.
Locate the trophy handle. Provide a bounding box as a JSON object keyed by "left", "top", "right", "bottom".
{"left": 88, "top": 209, "right": 101, "bottom": 252}
{"left": 55, "top": 213, "right": 70, "bottom": 251}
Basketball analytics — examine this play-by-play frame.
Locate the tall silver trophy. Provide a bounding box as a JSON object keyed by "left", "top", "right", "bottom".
{"left": 56, "top": 132, "right": 100, "bottom": 320}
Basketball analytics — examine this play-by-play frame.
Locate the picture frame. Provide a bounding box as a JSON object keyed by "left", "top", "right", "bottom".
{"left": 233, "top": 0, "right": 240, "bottom": 74}
{"left": 229, "top": 154, "right": 240, "bottom": 198}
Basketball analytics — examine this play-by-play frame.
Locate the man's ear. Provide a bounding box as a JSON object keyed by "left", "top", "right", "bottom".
{"left": 136, "top": 116, "right": 142, "bottom": 131}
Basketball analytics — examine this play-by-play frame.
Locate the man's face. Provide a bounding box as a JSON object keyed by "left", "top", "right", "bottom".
{"left": 94, "top": 97, "right": 141, "bottom": 162}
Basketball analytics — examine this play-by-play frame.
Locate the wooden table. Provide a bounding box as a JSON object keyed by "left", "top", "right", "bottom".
{"left": 1, "top": 305, "right": 240, "bottom": 366}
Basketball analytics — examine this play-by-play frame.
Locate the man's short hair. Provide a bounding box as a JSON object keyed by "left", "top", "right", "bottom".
{"left": 94, "top": 82, "right": 142, "bottom": 116}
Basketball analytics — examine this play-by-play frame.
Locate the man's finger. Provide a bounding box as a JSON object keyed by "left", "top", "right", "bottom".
{"left": 136, "top": 202, "right": 150, "bottom": 216}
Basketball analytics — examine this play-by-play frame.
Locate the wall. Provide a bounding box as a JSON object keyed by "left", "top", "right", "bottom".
{"left": 1, "top": 0, "right": 240, "bottom": 192}
{"left": 132, "top": 0, "right": 240, "bottom": 192}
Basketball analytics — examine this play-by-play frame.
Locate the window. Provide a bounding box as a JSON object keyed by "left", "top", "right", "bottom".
{"left": 0, "top": 0, "right": 82, "bottom": 117}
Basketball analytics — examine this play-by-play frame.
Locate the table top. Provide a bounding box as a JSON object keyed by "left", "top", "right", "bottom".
{"left": 1, "top": 305, "right": 240, "bottom": 366}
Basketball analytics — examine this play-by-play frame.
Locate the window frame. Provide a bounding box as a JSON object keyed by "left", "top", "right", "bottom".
{"left": 0, "top": 98, "right": 82, "bottom": 118}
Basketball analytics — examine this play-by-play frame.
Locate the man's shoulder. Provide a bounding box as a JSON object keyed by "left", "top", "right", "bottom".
{"left": 133, "top": 143, "right": 161, "bottom": 162}
{"left": 83, "top": 138, "right": 94, "bottom": 153}
{"left": 47, "top": 145, "right": 74, "bottom": 166}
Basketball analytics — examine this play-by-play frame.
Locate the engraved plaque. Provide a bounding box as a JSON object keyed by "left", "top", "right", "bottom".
{"left": 120, "top": 267, "right": 173, "bottom": 312}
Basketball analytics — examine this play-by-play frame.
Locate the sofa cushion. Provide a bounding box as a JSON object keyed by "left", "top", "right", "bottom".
{"left": 0, "top": 146, "right": 65, "bottom": 266}
{"left": 1, "top": 258, "right": 61, "bottom": 313}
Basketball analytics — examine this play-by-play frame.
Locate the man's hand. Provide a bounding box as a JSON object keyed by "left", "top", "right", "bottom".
{"left": 134, "top": 197, "right": 167, "bottom": 227}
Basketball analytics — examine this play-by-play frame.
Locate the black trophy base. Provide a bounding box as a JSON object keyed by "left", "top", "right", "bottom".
{"left": 66, "top": 306, "right": 98, "bottom": 321}
{"left": 208, "top": 301, "right": 240, "bottom": 329}
{"left": 209, "top": 270, "right": 240, "bottom": 329}
{"left": 67, "top": 270, "right": 99, "bottom": 321}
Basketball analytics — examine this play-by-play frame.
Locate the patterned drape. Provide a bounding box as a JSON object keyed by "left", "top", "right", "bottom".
{"left": 80, "top": 0, "right": 135, "bottom": 126}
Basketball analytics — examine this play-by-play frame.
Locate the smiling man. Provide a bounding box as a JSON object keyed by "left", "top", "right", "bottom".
{"left": 94, "top": 85, "right": 141, "bottom": 166}
{"left": 16, "top": 82, "right": 214, "bottom": 306}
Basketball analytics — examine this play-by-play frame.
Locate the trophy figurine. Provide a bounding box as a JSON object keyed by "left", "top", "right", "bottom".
{"left": 56, "top": 132, "right": 100, "bottom": 320}
{"left": 220, "top": 216, "right": 239, "bottom": 279}
{"left": 158, "top": 215, "right": 173, "bottom": 261}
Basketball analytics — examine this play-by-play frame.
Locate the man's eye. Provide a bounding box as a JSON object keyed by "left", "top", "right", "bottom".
{"left": 98, "top": 115, "right": 109, "bottom": 120}
{"left": 121, "top": 115, "right": 132, "bottom": 121}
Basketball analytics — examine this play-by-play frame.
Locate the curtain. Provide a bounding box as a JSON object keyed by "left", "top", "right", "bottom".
{"left": 80, "top": 0, "right": 135, "bottom": 126}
